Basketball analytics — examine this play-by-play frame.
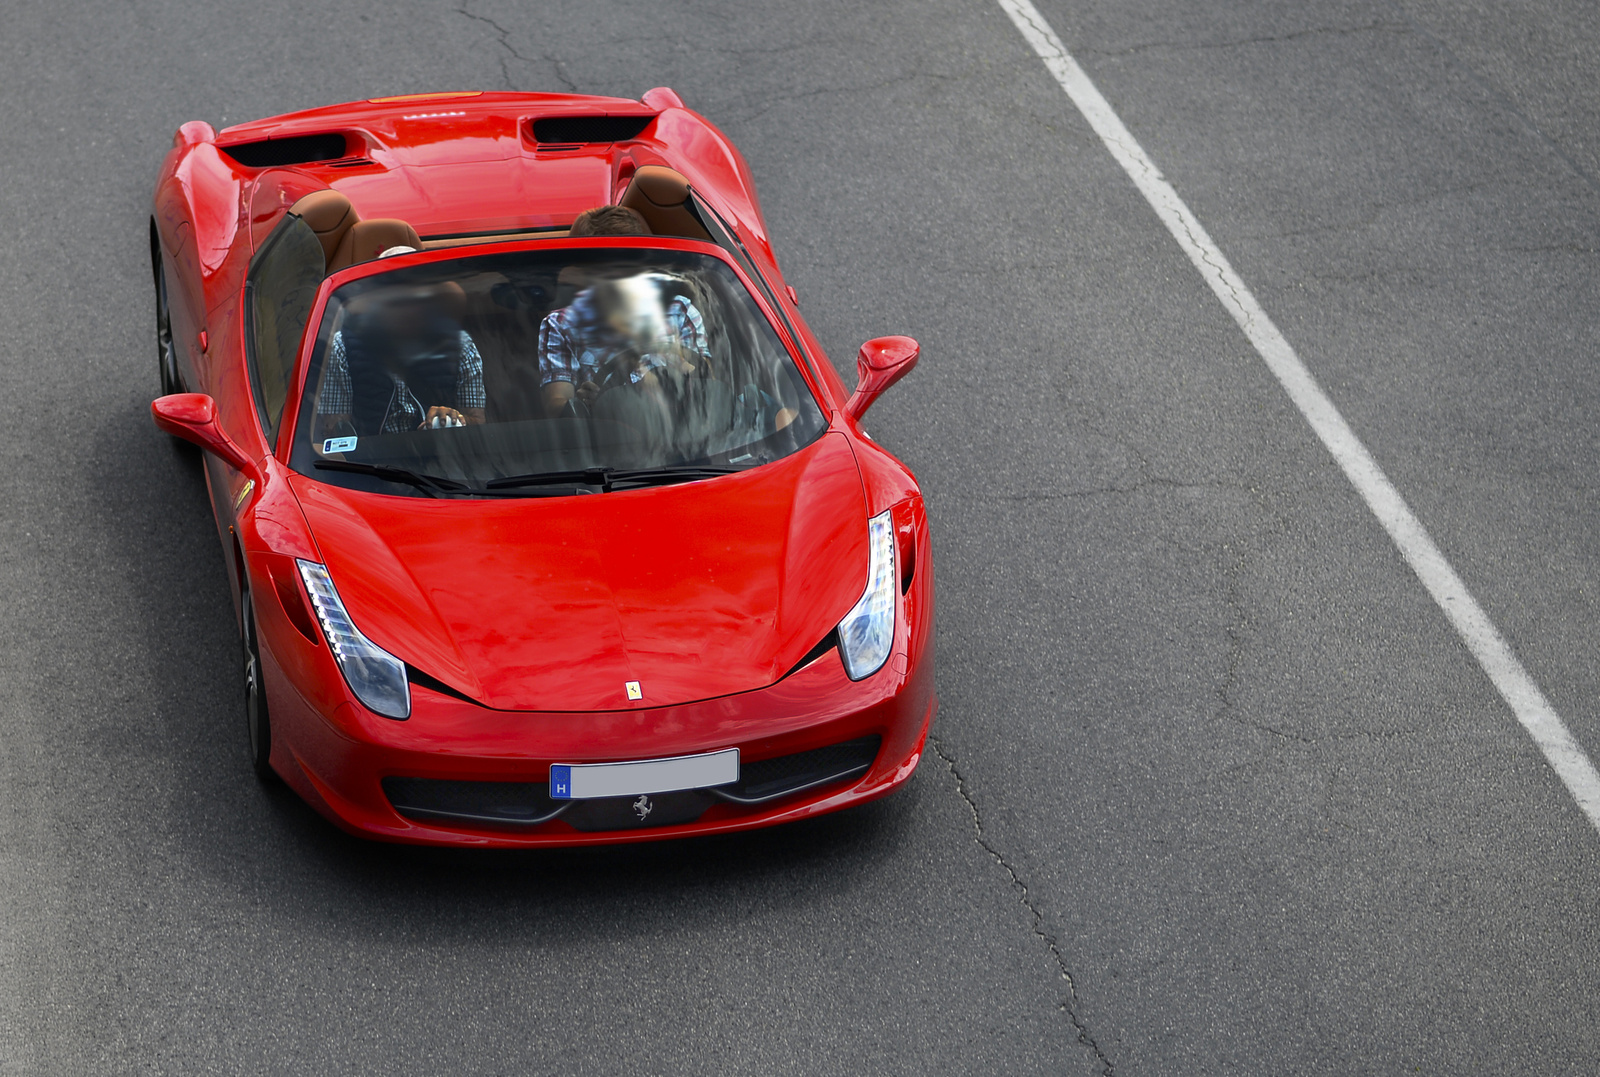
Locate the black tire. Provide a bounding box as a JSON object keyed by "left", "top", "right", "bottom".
{"left": 241, "top": 590, "right": 277, "bottom": 781}
{"left": 154, "top": 253, "right": 179, "bottom": 397}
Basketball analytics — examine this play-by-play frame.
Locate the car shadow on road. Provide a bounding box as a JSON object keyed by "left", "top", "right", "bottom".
{"left": 235, "top": 752, "right": 929, "bottom": 954}
{"left": 268, "top": 764, "right": 919, "bottom": 891}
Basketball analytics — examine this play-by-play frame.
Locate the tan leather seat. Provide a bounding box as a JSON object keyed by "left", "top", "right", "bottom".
{"left": 618, "top": 166, "right": 712, "bottom": 242}
{"left": 328, "top": 219, "right": 424, "bottom": 273}
{"left": 289, "top": 190, "right": 358, "bottom": 268}
{"left": 287, "top": 190, "right": 423, "bottom": 274}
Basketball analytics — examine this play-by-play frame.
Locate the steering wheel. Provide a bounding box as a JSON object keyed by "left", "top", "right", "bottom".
{"left": 594, "top": 349, "right": 644, "bottom": 394}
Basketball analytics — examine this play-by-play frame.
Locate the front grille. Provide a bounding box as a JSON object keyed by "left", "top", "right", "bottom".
{"left": 383, "top": 776, "right": 712, "bottom": 833}
{"left": 713, "top": 736, "right": 881, "bottom": 805}
{"left": 382, "top": 735, "right": 881, "bottom": 831}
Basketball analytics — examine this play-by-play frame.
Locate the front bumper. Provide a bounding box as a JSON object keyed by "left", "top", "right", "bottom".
{"left": 263, "top": 639, "right": 935, "bottom": 847}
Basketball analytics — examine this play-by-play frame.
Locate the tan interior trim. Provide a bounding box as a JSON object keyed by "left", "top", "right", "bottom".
{"left": 618, "top": 166, "right": 713, "bottom": 242}
{"left": 419, "top": 230, "right": 571, "bottom": 249}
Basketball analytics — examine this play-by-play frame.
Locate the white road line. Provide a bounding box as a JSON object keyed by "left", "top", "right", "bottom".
{"left": 995, "top": 0, "right": 1600, "bottom": 831}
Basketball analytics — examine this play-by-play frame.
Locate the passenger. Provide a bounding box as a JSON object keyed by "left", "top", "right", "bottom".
{"left": 538, "top": 207, "right": 711, "bottom": 418}
{"left": 316, "top": 250, "right": 486, "bottom": 440}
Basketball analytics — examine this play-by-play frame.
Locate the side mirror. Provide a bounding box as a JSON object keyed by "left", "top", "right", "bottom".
{"left": 151, "top": 393, "right": 260, "bottom": 482}
{"left": 844, "top": 336, "right": 919, "bottom": 423}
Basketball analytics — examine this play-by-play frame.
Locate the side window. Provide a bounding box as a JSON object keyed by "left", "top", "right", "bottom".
{"left": 246, "top": 214, "right": 325, "bottom": 443}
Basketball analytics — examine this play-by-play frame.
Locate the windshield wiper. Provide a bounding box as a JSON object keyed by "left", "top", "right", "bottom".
{"left": 485, "top": 466, "right": 615, "bottom": 492}
{"left": 486, "top": 465, "right": 738, "bottom": 493}
{"left": 313, "top": 460, "right": 468, "bottom": 497}
{"left": 604, "top": 465, "right": 740, "bottom": 490}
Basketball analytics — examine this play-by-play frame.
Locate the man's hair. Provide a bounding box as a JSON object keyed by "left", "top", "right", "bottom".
{"left": 569, "top": 205, "right": 652, "bottom": 237}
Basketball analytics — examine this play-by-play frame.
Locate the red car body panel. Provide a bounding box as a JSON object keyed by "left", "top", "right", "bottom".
{"left": 288, "top": 432, "right": 868, "bottom": 712}
{"left": 151, "top": 90, "right": 934, "bottom": 845}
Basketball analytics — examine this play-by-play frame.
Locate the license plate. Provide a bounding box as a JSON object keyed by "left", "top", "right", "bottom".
{"left": 549, "top": 748, "right": 740, "bottom": 800}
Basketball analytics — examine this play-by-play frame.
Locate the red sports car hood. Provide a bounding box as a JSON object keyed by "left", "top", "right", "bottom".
{"left": 288, "top": 432, "right": 866, "bottom": 712}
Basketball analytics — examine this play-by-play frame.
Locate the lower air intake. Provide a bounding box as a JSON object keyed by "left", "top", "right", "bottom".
{"left": 382, "top": 735, "right": 881, "bottom": 830}
{"left": 382, "top": 777, "right": 566, "bottom": 828}
{"left": 713, "top": 736, "right": 881, "bottom": 805}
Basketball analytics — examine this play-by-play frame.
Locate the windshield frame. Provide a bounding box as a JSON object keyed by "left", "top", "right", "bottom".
{"left": 271, "top": 234, "right": 834, "bottom": 477}
{"left": 686, "top": 192, "right": 832, "bottom": 393}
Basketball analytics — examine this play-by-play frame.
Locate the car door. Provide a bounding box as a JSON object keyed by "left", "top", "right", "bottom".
{"left": 208, "top": 210, "right": 327, "bottom": 605}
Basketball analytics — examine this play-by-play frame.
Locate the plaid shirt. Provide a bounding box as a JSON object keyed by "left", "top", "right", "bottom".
{"left": 538, "top": 281, "right": 709, "bottom": 388}
{"left": 319, "top": 329, "right": 486, "bottom": 433}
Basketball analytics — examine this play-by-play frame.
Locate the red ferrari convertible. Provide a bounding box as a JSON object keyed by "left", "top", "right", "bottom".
{"left": 148, "top": 88, "right": 934, "bottom": 846}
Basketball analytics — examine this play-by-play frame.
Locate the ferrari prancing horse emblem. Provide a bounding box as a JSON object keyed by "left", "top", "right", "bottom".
{"left": 633, "top": 795, "right": 653, "bottom": 820}
{"left": 625, "top": 680, "right": 642, "bottom": 700}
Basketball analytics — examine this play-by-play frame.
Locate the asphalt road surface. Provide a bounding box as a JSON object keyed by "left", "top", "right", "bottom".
{"left": 5, "top": 0, "right": 1600, "bottom": 1073}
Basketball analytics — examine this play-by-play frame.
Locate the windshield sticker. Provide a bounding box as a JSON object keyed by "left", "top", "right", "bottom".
{"left": 323, "top": 436, "right": 358, "bottom": 454}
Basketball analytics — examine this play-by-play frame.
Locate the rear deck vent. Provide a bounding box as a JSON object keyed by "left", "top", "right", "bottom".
{"left": 530, "top": 114, "right": 653, "bottom": 145}
{"left": 220, "top": 133, "right": 350, "bottom": 168}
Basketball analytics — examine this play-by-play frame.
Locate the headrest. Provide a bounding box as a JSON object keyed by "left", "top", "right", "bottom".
{"left": 289, "top": 190, "right": 358, "bottom": 267}
{"left": 367, "top": 280, "right": 468, "bottom": 319}
{"left": 433, "top": 281, "right": 469, "bottom": 318}
{"left": 619, "top": 166, "right": 712, "bottom": 242}
{"left": 328, "top": 219, "right": 425, "bottom": 273}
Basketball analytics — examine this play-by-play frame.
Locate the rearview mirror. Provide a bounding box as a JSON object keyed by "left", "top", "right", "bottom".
{"left": 843, "top": 336, "right": 919, "bottom": 422}
{"left": 151, "top": 393, "right": 260, "bottom": 482}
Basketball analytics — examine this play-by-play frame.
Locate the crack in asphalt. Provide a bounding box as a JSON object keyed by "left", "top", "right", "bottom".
{"left": 1174, "top": 201, "right": 1252, "bottom": 332}
{"left": 1236, "top": 182, "right": 1498, "bottom": 242}
{"left": 1300, "top": 267, "right": 1438, "bottom": 284}
{"left": 929, "top": 735, "right": 1115, "bottom": 1076}
{"left": 1211, "top": 539, "right": 1418, "bottom": 745}
{"left": 1215, "top": 540, "right": 1250, "bottom": 727}
{"left": 707, "top": 38, "right": 854, "bottom": 57}
{"left": 1381, "top": 0, "right": 1600, "bottom": 197}
{"left": 1090, "top": 111, "right": 1257, "bottom": 335}
{"left": 1080, "top": 21, "right": 1411, "bottom": 59}
{"left": 455, "top": 4, "right": 576, "bottom": 92}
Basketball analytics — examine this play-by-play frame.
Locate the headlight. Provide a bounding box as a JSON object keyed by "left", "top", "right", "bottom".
{"left": 837, "top": 510, "right": 896, "bottom": 680}
{"left": 296, "top": 559, "right": 411, "bottom": 719}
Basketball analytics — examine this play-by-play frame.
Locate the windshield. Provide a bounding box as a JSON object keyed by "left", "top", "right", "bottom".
{"left": 287, "top": 246, "right": 827, "bottom": 497}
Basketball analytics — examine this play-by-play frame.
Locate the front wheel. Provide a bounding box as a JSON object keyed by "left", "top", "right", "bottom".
{"left": 154, "top": 255, "right": 179, "bottom": 397}
{"left": 241, "top": 590, "right": 277, "bottom": 781}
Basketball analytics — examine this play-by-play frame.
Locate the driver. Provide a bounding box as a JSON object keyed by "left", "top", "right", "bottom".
{"left": 316, "top": 269, "right": 486, "bottom": 440}
{"left": 537, "top": 206, "right": 710, "bottom": 418}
